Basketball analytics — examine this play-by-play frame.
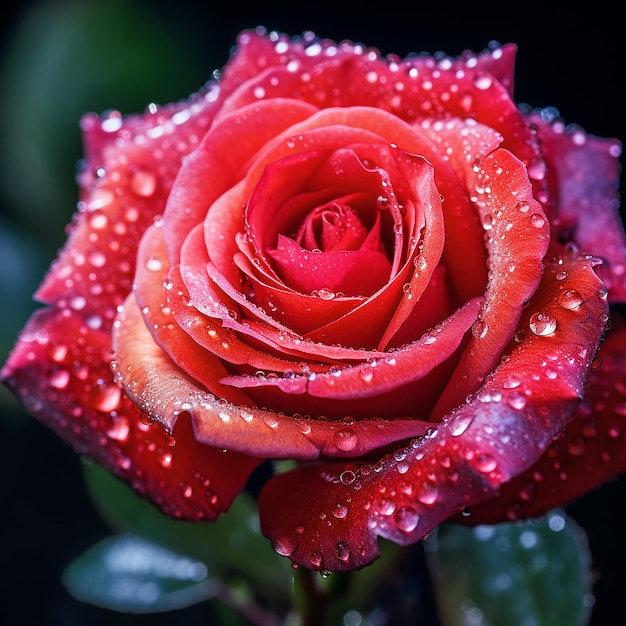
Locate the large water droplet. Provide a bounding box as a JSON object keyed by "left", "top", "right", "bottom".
{"left": 451, "top": 412, "right": 474, "bottom": 436}
{"left": 334, "top": 427, "right": 358, "bottom": 451}
{"left": 130, "top": 167, "right": 157, "bottom": 197}
{"left": 93, "top": 384, "right": 122, "bottom": 412}
{"left": 558, "top": 289, "right": 584, "bottom": 310}
{"left": 335, "top": 541, "right": 351, "bottom": 562}
{"left": 332, "top": 502, "right": 348, "bottom": 519}
{"left": 474, "top": 453, "right": 498, "bottom": 473}
{"left": 49, "top": 369, "right": 70, "bottom": 390}
{"left": 106, "top": 416, "right": 130, "bottom": 442}
{"left": 416, "top": 482, "right": 438, "bottom": 505}
{"left": 529, "top": 310, "right": 557, "bottom": 336}
{"left": 394, "top": 506, "right": 420, "bottom": 532}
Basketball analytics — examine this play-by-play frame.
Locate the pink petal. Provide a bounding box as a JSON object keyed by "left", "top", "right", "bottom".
{"left": 258, "top": 252, "right": 608, "bottom": 571}
{"left": 433, "top": 148, "right": 550, "bottom": 417}
{"left": 1, "top": 308, "right": 259, "bottom": 520}
{"left": 453, "top": 315, "right": 626, "bottom": 524}
{"left": 113, "top": 293, "right": 436, "bottom": 459}
{"left": 528, "top": 110, "right": 626, "bottom": 301}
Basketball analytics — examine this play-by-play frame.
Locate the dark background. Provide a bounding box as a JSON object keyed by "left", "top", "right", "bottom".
{"left": 1, "top": 1, "right": 624, "bottom": 624}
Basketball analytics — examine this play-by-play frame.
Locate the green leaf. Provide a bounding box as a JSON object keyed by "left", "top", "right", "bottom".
{"left": 82, "top": 461, "right": 293, "bottom": 600}
{"left": 425, "top": 510, "right": 593, "bottom": 626}
{"left": 62, "top": 533, "right": 214, "bottom": 613}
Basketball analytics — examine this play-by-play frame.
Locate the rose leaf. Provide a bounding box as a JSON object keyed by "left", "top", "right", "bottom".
{"left": 81, "top": 461, "right": 293, "bottom": 601}
{"left": 424, "top": 510, "right": 593, "bottom": 626}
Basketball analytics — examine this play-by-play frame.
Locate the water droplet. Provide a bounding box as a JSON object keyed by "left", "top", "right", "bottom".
{"left": 359, "top": 368, "right": 374, "bottom": 383}
{"left": 340, "top": 470, "right": 356, "bottom": 485}
{"left": 93, "top": 384, "right": 122, "bottom": 412}
{"left": 529, "top": 310, "right": 557, "bottom": 336}
{"left": 473, "top": 74, "right": 492, "bottom": 90}
{"left": 130, "top": 167, "right": 157, "bottom": 197}
{"left": 310, "top": 551, "right": 323, "bottom": 567}
{"left": 335, "top": 541, "right": 351, "bottom": 562}
{"left": 416, "top": 482, "right": 438, "bottom": 505}
{"left": 317, "top": 288, "right": 336, "bottom": 300}
{"left": 378, "top": 499, "right": 397, "bottom": 515}
{"left": 558, "top": 289, "right": 584, "bottom": 310}
{"left": 334, "top": 427, "right": 358, "bottom": 451}
{"left": 507, "top": 392, "right": 527, "bottom": 410}
{"left": 451, "top": 412, "right": 474, "bottom": 436}
{"left": 530, "top": 213, "right": 546, "bottom": 228}
{"left": 158, "top": 452, "right": 173, "bottom": 468}
{"left": 471, "top": 319, "right": 488, "bottom": 339}
{"left": 474, "top": 453, "right": 498, "bottom": 473}
{"left": 106, "top": 416, "right": 130, "bottom": 442}
{"left": 145, "top": 256, "right": 163, "bottom": 272}
{"left": 49, "top": 369, "right": 70, "bottom": 390}
{"left": 273, "top": 536, "right": 297, "bottom": 557}
{"left": 395, "top": 506, "right": 420, "bottom": 532}
{"left": 332, "top": 502, "right": 348, "bottom": 519}
{"left": 481, "top": 213, "right": 494, "bottom": 230}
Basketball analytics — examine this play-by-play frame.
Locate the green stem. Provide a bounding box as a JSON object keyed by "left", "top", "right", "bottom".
{"left": 293, "top": 567, "right": 353, "bottom": 626}
{"left": 294, "top": 567, "right": 328, "bottom": 626}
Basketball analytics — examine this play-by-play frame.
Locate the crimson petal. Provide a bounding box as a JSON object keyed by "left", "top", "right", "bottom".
{"left": 455, "top": 315, "right": 626, "bottom": 524}
{"left": 113, "top": 294, "right": 435, "bottom": 459}
{"left": 528, "top": 110, "right": 626, "bottom": 302}
{"left": 433, "top": 148, "right": 550, "bottom": 417}
{"left": 259, "top": 253, "right": 608, "bottom": 571}
{"left": 1, "top": 309, "right": 259, "bottom": 520}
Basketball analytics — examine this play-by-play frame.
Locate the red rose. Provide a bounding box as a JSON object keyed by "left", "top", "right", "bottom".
{"left": 3, "top": 28, "right": 626, "bottom": 572}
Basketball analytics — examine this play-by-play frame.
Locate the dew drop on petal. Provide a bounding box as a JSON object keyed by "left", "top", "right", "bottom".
{"left": 394, "top": 506, "right": 420, "bottom": 532}
{"left": 317, "top": 288, "right": 336, "bottom": 300}
{"left": 473, "top": 453, "right": 498, "bottom": 473}
{"left": 558, "top": 289, "right": 584, "bottom": 310}
{"left": 145, "top": 256, "right": 163, "bottom": 272}
{"left": 130, "top": 167, "right": 157, "bottom": 197}
{"left": 93, "top": 384, "right": 122, "bottom": 412}
{"left": 49, "top": 369, "right": 70, "bottom": 390}
{"left": 416, "top": 481, "right": 438, "bottom": 505}
{"left": 450, "top": 412, "right": 474, "bottom": 436}
{"left": 529, "top": 310, "right": 557, "bottom": 336}
{"left": 335, "top": 541, "right": 351, "bottom": 562}
{"left": 507, "top": 392, "right": 527, "bottom": 410}
{"left": 273, "top": 536, "right": 297, "bottom": 557}
{"left": 332, "top": 502, "right": 348, "bottom": 519}
{"left": 334, "top": 427, "right": 358, "bottom": 451}
{"left": 471, "top": 319, "right": 488, "bottom": 339}
{"left": 530, "top": 213, "right": 546, "bottom": 228}
{"left": 105, "top": 415, "right": 130, "bottom": 442}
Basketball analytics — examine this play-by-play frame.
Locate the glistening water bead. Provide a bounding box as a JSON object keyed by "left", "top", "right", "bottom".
{"left": 529, "top": 311, "right": 557, "bottom": 336}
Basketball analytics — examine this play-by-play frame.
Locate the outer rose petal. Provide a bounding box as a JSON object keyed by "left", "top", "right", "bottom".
{"left": 455, "top": 316, "right": 626, "bottom": 524}
{"left": 113, "top": 294, "right": 436, "bottom": 459}
{"left": 433, "top": 148, "right": 550, "bottom": 417}
{"left": 528, "top": 110, "right": 626, "bottom": 302}
{"left": 0, "top": 309, "right": 260, "bottom": 520}
{"left": 259, "top": 254, "right": 608, "bottom": 571}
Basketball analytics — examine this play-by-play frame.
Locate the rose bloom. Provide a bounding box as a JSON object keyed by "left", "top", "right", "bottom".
{"left": 3, "top": 28, "right": 626, "bottom": 572}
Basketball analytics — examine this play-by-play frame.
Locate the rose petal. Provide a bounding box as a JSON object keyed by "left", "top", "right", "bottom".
{"left": 222, "top": 298, "right": 482, "bottom": 401}
{"left": 528, "top": 110, "right": 626, "bottom": 302}
{"left": 113, "top": 294, "right": 436, "bottom": 459}
{"left": 1, "top": 308, "right": 259, "bottom": 520}
{"left": 433, "top": 148, "right": 550, "bottom": 417}
{"left": 455, "top": 315, "right": 626, "bottom": 524}
{"left": 246, "top": 107, "right": 486, "bottom": 304}
{"left": 258, "top": 253, "right": 608, "bottom": 571}
{"left": 163, "top": 99, "right": 319, "bottom": 263}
